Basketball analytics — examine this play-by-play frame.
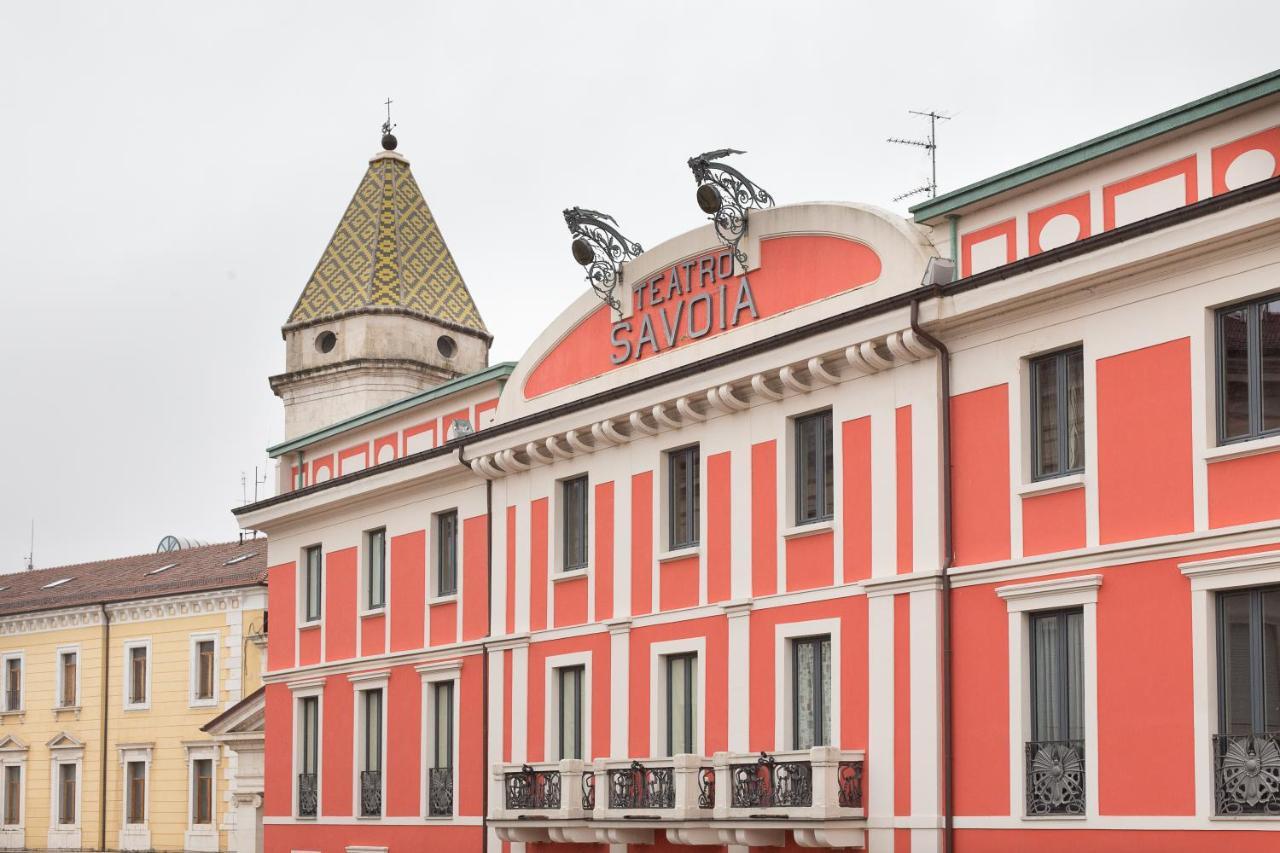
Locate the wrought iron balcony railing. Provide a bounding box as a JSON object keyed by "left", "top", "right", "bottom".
{"left": 429, "top": 767, "right": 454, "bottom": 817}
{"left": 1024, "top": 739, "right": 1085, "bottom": 816}
{"left": 502, "top": 763, "right": 565, "bottom": 813}
{"left": 1213, "top": 732, "right": 1280, "bottom": 816}
{"left": 593, "top": 756, "right": 714, "bottom": 819}
{"left": 297, "top": 772, "right": 317, "bottom": 818}
{"left": 715, "top": 747, "right": 866, "bottom": 820}
{"left": 609, "top": 760, "right": 675, "bottom": 809}
{"left": 360, "top": 769, "right": 382, "bottom": 817}
{"left": 731, "top": 753, "right": 812, "bottom": 808}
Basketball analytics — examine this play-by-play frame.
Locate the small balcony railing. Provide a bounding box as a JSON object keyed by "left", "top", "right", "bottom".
{"left": 716, "top": 748, "right": 865, "bottom": 819}
{"left": 595, "top": 756, "right": 715, "bottom": 819}
{"left": 297, "top": 772, "right": 318, "bottom": 818}
{"left": 429, "top": 767, "right": 454, "bottom": 817}
{"left": 360, "top": 769, "right": 382, "bottom": 817}
{"left": 492, "top": 762, "right": 576, "bottom": 820}
{"left": 1213, "top": 732, "right": 1280, "bottom": 816}
{"left": 1024, "top": 739, "right": 1085, "bottom": 816}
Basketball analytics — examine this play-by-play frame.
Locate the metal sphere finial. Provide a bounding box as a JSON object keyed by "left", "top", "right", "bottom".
{"left": 380, "top": 97, "right": 397, "bottom": 151}
{"left": 381, "top": 133, "right": 398, "bottom": 151}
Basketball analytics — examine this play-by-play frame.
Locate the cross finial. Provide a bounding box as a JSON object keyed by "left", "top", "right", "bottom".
{"left": 380, "top": 97, "right": 398, "bottom": 151}
{"left": 381, "top": 97, "right": 395, "bottom": 136}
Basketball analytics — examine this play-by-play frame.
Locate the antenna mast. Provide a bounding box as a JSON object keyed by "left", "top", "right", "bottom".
{"left": 888, "top": 109, "right": 951, "bottom": 202}
{"left": 24, "top": 519, "right": 34, "bottom": 571}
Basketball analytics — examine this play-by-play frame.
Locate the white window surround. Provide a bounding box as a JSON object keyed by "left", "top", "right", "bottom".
{"left": 649, "top": 637, "right": 706, "bottom": 758}
{"left": 298, "top": 545, "right": 325, "bottom": 628}
{"left": 428, "top": 510, "right": 462, "bottom": 605}
{"left": 47, "top": 734, "right": 83, "bottom": 851}
{"left": 1181, "top": 549, "right": 1280, "bottom": 822}
{"left": 350, "top": 671, "right": 389, "bottom": 821}
{"left": 0, "top": 736, "right": 28, "bottom": 841}
{"left": 996, "top": 574, "right": 1101, "bottom": 821}
{"left": 188, "top": 633, "right": 220, "bottom": 709}
{"left": 657, "top": 441, "right": 703, "bottom": 556}
{"left": 775, "top": 618, "right": 842, "bottom": 751}
{"left": 1, "top": 652, "right": 23, "bottom": 715}
{"left": 417, "top": 660, "right": 462, "bottom": 821}
{"left": 551, "top": 469, "right": 594, "bottom": 576}
{"left": 544, "top": 652, "right": 592, "bottom": 761}
{"left": 117, "top": 743, "right": 153, "bottom": 851}
{"left": 122, "top": 639, "right": 152, "bottom": 711}
{"left": 1015, "top": 342, "right": 1091, "bottom": 490}
{"left": 783, "top": 405, "right": 838, "bottom": 530}
{"left": 183, "top": 741, "right": 220, "bottom": 852}
{"left": 290, "top": 679, "right": 325, "bottom": 820}
{"left": 54, "top": 645, "right": 80, "bottom": 712}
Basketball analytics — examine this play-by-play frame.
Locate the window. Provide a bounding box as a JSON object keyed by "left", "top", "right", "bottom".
{"left": 795, "top": 410, "right": 834, "bottom": 524}
{"left": 194, "top": 640, "right": 215, "bottom": 703}
{"left": 666, "top": 653, "right": 697, "bottom": 756}
{"left": 126, "top": 761, "right": 145, "bottom": 824}
{"left": 360, "top": 689, "right": 383, "bottom": 817}
{"left": 297, "top": 695, "right": 319, "bottom": 817}
{"left": 59, "top": 651, "right": 77, "bottom": 707}
{"left": 1030, "top": 347, "right": 1085, "bottom": 479}
{"left": 303, "top": 545, "right": 323, "bottom": 623}
{"left": 557, "top": 666, "right": 584, "bottom": 760}
{"left": 793, "top": 636, "right": 832, "bottom": 750}
{"left": 58, "top": 763, "right": 76, "bottom": 825}
{"left": 562, "top": 475, "right": 589, "bottom": 571}
{"left": 1029, "top": 609, "right": 1084, "bottom": 744}
{"left": 365, "top": 529, "right": 386, "bottom": 610}
{"left": 192, "top": 759, "right": 213, "bottom": 825}
{"left": 668, "top": 446, "right": 700, "bottom": 550}
{"left": 3, "top": 658, "right": 20, "bottom": 711}
{"left": 127, "top": 645, "right": 148, "bottom": 707}
{"left": 3, "top": 765, "right": 18, "bottom": 825}
{"left": 436, "top": 511, "right": 458, "bottom": 596}
{"left": 429, "top": 680, "right": 455, "bottom": 817}
{"left": 1217, "top": 585, "right": 1280, "bottom": 735}
{"left": 1218, "top": 295, "right": 1280, "bottom": 443}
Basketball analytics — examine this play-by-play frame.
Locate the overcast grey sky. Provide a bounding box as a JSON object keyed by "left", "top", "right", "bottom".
{"left": 1, "top": 1, "right": 1276, "bottom": 570}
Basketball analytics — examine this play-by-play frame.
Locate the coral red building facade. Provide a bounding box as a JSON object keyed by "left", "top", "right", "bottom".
{"left": 238, "top": 70, "right": 1280, "bottom": 852}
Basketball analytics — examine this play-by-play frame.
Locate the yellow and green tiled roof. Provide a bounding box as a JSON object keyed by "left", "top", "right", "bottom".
{"left": 287, "top": 152, "right": 487, "bottom": 334}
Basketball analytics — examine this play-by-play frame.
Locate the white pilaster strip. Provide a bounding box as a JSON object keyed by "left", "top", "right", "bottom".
{"left": 609, "top": 621, "right": 631, "bottom": 757}
{"left": 724, "top": 602, "right": 753, "bottom": 752}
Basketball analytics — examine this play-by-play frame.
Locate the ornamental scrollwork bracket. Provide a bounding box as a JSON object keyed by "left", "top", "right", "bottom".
{"left": 564, "top": 206, "right": 644, "bottom": 312}
{"left": 687, "top": 148, "right": 775, "bottom": 269}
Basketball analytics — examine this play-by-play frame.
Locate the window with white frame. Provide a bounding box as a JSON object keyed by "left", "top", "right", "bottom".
{"left": 125, "top": 761, "right": 146, "bottom": 824}
{"left": 190, "top": 636, "right": 217, "bottom": 706}
{"left": 1029, "top": 347, "right": 1085, "bottom": 480}
{"left": 794, "top": 409, "right": 834, "bottom": 525}
{"left": 2, "top": 655, "right": 21, "bottom": 712}
{"left": 192, "top": 758, "right": 213, "bottom": 825}
{"left": 1216, "top": 293, "right": 1280, "bottom": 444}
{"left": 667, "top": 444, "right": 700, "bottom": 550}
{"left": 296, "top": 694, "right": 320, "bottom": 818}
{"left": 302, "top": 545, "right": 323, "bottom": 624}
{"left": 428, "top": 681, "right": 454, "bottom": 817}
{"left": 57, "top": 649, "right": 78, "bottom": 708}
{"left": 365, "top": 528, "right": 386, "bottom": 610}
{"left": 666, "top": 653, "right": 697, "bottom": 757}
{"left": 562, "top": 475, "right": 589, "bottom": 571}
{"left": 357, "top": 687, "right": 384, "bottom": 817}
{"left": 1, "top": 755, "right": 23, "bottom": 829}
{"left": 55, "top": 761, "right": 76, "bottom": 825}
{"left": 557, "top": 665, "right": 584, "bottom": 760}
{"left": 792, "top": 635, "right": 832, "bottom": 750}
{"left": 124, "top": 642, "right": 150, "bottom": 710}
{"left": 435, "top": 510, "right": 458, "bottom": 597}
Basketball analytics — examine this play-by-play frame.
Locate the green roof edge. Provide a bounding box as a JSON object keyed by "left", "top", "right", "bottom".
{"left": 267, "top": 361, "right": 516, "bottom": 458}
{"left": 910, "top": 68, "right": 1280, "bottom": 223}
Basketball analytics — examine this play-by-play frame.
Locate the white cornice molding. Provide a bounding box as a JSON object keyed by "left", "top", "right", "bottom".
{"left": 1180, "top": 548, "right": 1280, "bottom": 591}
{"left": 863, "top": 570, "right": 945, "bottom": 598}
{"left": 0, "top": 605, "right": 103, "bottom": 637}
{"left": 415, "top": 659, "right": 462, "bottom": 682}
{"left": 996, "top": 574, "right": 1102, "bottom": 613}
{"left": 0, "top": 585, "right": 261, "bottom": 637}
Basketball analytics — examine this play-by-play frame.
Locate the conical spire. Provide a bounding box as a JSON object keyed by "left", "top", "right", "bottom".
{"left": 286, "top": 150, "right": 487, "bottom": 336}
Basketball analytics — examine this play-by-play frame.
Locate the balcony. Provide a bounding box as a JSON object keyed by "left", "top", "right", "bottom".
{"left": 1024, "top": 739, "right": 1085, "bottom": 816}
{"left": 490, "top": 748, "right": 865, "bottom": 848}
{"left": 297, "top": 772, "right": 318, "bottom": 818}
{"left": 360, "top": 769, "right": 382, "bottom": 817}
{"left": 428, "top": 767, "right": 454, "bottom": 817}
{"left": 1213, "top": 733, "right": 1280, "bottom": 816}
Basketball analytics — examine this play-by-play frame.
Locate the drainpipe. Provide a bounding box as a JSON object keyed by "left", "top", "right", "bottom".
{"left": 457, "top": 449, "right": 492, "bottom": 853}
{"left": 98, "top": 604, "right": 110, "bottom": 852}
{"left": 910, "top": 297, "right": 954, "bottom": 853}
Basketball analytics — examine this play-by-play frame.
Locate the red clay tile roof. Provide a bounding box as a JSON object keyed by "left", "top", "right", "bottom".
{"left": 0, "top": 540, "right": 267, "bottom": 617}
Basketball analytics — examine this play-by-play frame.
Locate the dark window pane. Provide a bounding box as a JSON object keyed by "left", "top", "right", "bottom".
{"left": 1262, "top": 299, "right": 1280, "bottom": 433}
{"left": 796, "top": 411, "right": 833, "bottom": 523}
{"left": 1263, "top": 588, "right": 1280, "bottom": 731}
{"left": 1035, "top": 356, "right": 1061, "bottom": 477}
{"left": 437, "top": 512, "right": 458, "bottom": 596}
{"left": 666, "top": 654, "right": 696, "bottom": 756}
{"left": 563, "top": 477, "right": 588, "bottom": 570}
{"left": 1066, "top": 610, "right": 1084, "bottom": 741}
{"left": 1031, "top": 613, "right": 1062, "bottom": 740}
{"left": 434, "top": 682, "right": 453, "bottom": 768}
{"left": 1220, "top": 307, "right": 1252, "bottom": 441}
{"left": 1066, "top": 350, "right": 1085, "bottom": 472}
{"left": 1220, "top": 591, "right": 1253, "bottom": 735}
{"left": 366, "top": 529, "right": 385, "bottom": 609}
{"left": 669, "top": 447, "right": 700, "bottom": 549}
{"left": 558, "top": 666, "right": 583, "bottom": 760}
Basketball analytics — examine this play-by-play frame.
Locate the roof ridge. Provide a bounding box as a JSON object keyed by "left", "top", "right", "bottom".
{"left": 2, "top": 539, "right": 255, "bottom": 578}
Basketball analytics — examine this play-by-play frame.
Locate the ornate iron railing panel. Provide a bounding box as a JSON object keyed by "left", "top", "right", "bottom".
{"left": 504, "top": 765, "right": 562, "bottom": 811}
{"left": 428, "top": 767, "right": 454, "bottom": 817}
{"left": 697, "top": 766, "right": 716, "bottom": 809}
{"left": 837, "top": 760, "right": 864, "bottom": 809}
{"left": 582, "top": 770, "right": 596, "bottom": 812}
{"left": 360, "top": 769, "right": 382, "bottom": 817}
{"left": 1214, "top": 733, "right": 1280, "bottom": 815}
{"left": 297, "top": 772, "right": 318, "bottom": 818}
{"left": 608, "top": 760, "right": 675, "bottom": 809}
{"left": 730, "top": 753, "right": 813, "bottom": 809}
{"left": 1024, "top": 740, "right": 1085, "bottom": 816}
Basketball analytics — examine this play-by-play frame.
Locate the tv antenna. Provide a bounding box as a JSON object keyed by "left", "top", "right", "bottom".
{"left": 24, "top": 519, "right": 34, "bottom": 571}
{"left": 241, "top": 467, "right": 268, "bottom": 506}
{"left": 888, "top": 109, "right": 951, "bottom": 202}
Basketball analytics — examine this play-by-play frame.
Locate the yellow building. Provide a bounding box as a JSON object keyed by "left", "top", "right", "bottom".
{"left": 0, "top": 540, "right": 267, "bottom": 852}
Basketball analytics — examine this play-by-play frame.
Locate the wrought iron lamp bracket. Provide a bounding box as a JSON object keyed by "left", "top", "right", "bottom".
{"left": 687, "top": 149, "right": 775, "bottom": 270}
{"left": 564, "top": 207, "right": 644, "bottom": 312}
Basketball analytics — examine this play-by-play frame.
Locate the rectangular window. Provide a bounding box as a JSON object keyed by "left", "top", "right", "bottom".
{"left": 1218, "top": 295, "right": 1280, "bottom": 443}
{"left": 360, "top": 688, "right": 383, "bottom": 817}
{"left": 3, "top": 658, "right": 19, "bottom": 711}
{"left": 128, "top": 646, "right": 147, "bottom": 706}
{"left": 562, "top": 475, "right": 589, "bottom": 571}
{"left": 303, "top": 545, "right": 323, "bottom": 623}
{"left": 793, "top": 635, "right": 832, "bottom": 750}
{"left": 668, "top": 446, "right": 700, "bottom": 550}
{"left": 795, "top": 410, "right": 834, "bottom": 524}
{"left": 365, "top": 528, "right": 386, "bottom": 610}
{"left": 298, "top": 694, "right": 319, "bottom": 818}
{"left": 195, "top": 640, "right": 215, "bottom": 701}
{"left": 58, "top": 764, "right": 75, "bottom": 825}
{"left": 557, "top": 665, "right": 584, "bottom": 760}
{"left": 126, "top": 761, "right": 145, "bottom": 824}
{"left": 60, "top": 651, "right": 77, "bottom": 707}
{"left": 1217, "top": 585, "right": 1280, "bottom": 735}
{"left": 192, "top": 759, "right": 213, "bottom": 825}
{"left": 3, "top": 765, "right": 18, "bottom": 825}
{"left": 436, "top": 511, "right": 458, "bottom": 596}
{"left": 1029, "top": 609, "right": 1084, "bottom": 742}
{"left": 1030, "top": 347, "right": 1085, "bottom": 479}
{"left": 432, "top": 682, "right": 454, "bottom": 769}
{"left": 666, "top": 653, "right": 697, "bottom": 757}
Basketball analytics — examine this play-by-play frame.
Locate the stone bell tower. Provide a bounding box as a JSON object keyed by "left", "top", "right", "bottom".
{"left": 270, "top": 130, "right": 491, "bottom": 439}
